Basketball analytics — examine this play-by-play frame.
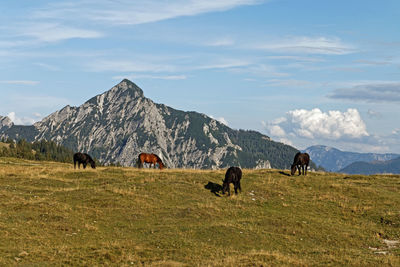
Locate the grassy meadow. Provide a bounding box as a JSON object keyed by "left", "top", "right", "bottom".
{"left": 0, "top": 157, "right": 399, "bottom": 266}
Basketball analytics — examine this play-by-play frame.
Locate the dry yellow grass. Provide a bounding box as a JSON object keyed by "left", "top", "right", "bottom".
{"left": 0, "top": 157, "right": 399, "bottom": 266}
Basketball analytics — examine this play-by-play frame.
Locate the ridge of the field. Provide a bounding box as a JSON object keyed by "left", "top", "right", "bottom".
{"left": 0, "top": 157, "right": 399, "bottom": 266}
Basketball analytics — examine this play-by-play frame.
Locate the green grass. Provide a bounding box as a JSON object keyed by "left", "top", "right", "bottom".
{"left": 0, "top": 157, "right": 399, "bottom": 266}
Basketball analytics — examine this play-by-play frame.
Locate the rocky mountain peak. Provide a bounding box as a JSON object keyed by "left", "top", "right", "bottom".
{"left": 84, "top": 79, "right": 145, "bottom": 108}
{"left": 0, "top": 116, "right": 13, "bottom": 130}
{"left": 112, "top": 79, "right": 144, "bottom": 98}
{"left": 0, "top": 80, "right": 299, "bottom": 169}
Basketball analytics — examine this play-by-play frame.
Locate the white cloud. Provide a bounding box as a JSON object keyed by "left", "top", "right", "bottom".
{"left": 196, "top": 59, "right": 252, "bottom": 70}
{"left": 87, "top": 60, "right": 177, "bottom": 73}
{"left": 7, "top": 112, "right": 37, "bottom": 125}
{"left": 269, "top": 125, "right": 286, "bottom": 137}
{"left": 34, "top": 63, "right": 61, "bottom": 71}
{"left": 113, "top": 74, "right": 187, "bottom": 81}
{"left": 231, "top": 63, "right": 289, "bottom": 77}
{"left": 391, "top": 129, "right": 400, "bottom": 137}
{"left": 33, "top": 0, "right": 264, "bottom": 26}
{"left": 266, "top": 55, "right": 325, "bottom": 63}
{"left": 210, "top": 115, "right": 228, "bottom": 126}
{"left": 205, "top": 37, "right": 235, "bottom": 47}
{"left": 21, "top": 23, "right": 103, "bottom": 42}
{"left": 217, "top": 117, "right": 229, "bottom": 126}
{"left": 266, "top": 108, "right": 369, "bottom": 141}
{"left": 251, "top": 36, "right": 355, "bottom": 55}
{"left": 0, "top": 80, "right": 39, "bottom": 85}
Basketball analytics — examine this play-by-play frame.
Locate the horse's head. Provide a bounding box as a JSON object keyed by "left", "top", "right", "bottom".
{"left": 290, "top": 164, "right": 296, "bottom": 175}
{"left": 158, "top": 160, "right": 164, "bottom": 170}
{"left": 90, "top": 160, "right": 96, "bottom": 169}
{"left": 221, "top": 179, "right": 229, "bottom": 195}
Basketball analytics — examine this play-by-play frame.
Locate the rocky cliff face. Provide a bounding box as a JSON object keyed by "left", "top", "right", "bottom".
{"left": 0, "top": 116, "right": 13, "bottom": 131}
{"left": 1, "top": 79, "right": 299, "bottom": 168}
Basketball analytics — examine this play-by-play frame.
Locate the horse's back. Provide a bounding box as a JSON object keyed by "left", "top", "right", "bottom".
{"left": 301, "top": 153, "right": 310, "bottom": 164}
{"left": 293, "top": 152, "right": 309, "bottom": 165}
{"left": 74, "top": 152, "right": 84, "bottom": 162}
{"left": 226, "top": 166, "right": 242, "bottom": 181}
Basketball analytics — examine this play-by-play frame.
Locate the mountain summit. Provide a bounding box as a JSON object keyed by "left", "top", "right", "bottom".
{"left": 1, "top": 80, "right": 298, "bottom": 168}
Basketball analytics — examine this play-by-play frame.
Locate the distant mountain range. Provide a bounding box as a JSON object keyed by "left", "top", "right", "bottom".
{"left": 338, "top": 156, "right": 400, "bottom": 175}
{"left": 304, "top": 145, "right": 400, "bottom": 174}
{"left": 0, "top": 79, "right": 300, "bottom": 169}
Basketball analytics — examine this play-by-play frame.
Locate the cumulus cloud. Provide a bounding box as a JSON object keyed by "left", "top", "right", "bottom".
{"left": 265, "top": 108, "right": 369, "bottom": 141}
{"left": 210, "top": 115, "right": 228, "bottom": 126}
{"left": 7, "top": 112, "right": 40, "bottom": 125}
{"left": 329, "top": 82, "right": 400, "bottom": 103}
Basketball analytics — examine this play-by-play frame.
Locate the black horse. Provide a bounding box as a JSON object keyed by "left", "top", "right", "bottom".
{"left": 73, "top": 152, "right": 96, "bottom": 169}
{"left": 222, "top": 166, "right": 242, "bottom": 196}
{"left": 291, "top": 152, "right": 310, "bottom": 176}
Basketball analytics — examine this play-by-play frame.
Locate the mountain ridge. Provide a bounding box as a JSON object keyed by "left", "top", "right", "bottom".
{"left": 339, "top": 156, "right": 400, "bottom": 175}
{"left": 304, "top": 145, "right": 400, "bottom": 172}
{"left": 0, "top": 79, "right": 299, "bottom": 169}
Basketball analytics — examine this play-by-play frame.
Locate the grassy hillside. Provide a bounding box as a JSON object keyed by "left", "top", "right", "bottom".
{"left": 0, "top": 157, "right": 399, "bottom": 266}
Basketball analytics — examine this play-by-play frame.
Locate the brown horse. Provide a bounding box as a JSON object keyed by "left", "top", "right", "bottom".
{"left": 137, "top": 153, "right": 164, "bottom": 169}
{"left": 291, "top": 152, "right": 310, "bottom": 176}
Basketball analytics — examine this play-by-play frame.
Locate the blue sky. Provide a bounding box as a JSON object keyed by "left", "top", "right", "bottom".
{"left": 1, "top": 0, "right": 399, "bottom": 153}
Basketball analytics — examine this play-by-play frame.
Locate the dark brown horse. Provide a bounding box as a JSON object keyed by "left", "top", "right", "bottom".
{"left": 222, "top": 166, "right": 242, "bottom": 196}
{"left": 74, "top": 152, "right": 96, "bottom": 169}
{"left": 291, "top": 152, "right": 310, "bottom": 176}
{"left": 137, "top": 153, "right": 164, "bottom": 169}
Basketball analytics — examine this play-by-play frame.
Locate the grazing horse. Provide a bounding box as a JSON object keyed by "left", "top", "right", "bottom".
{"left": 222, "top": 166, "right": 242, "bottom": 196}
{"left": 137, "top": 153, "right": 164, "bottom": 170}
{"left": 291, "top": 152, "right": 310, "bottom": 176}
{"left": 74, "top": 152, "right": 96, "bottom": 169}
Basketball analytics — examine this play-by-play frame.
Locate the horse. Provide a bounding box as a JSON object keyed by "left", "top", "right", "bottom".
{"left": 137, "top": 153, "right": 164, "bottom": 170}
{"left": 74, "top": 152, "right": 96, "bottom": 169}
{"left": 291, "top": 152, "right": 310, "bottom": 176}
{"left": 222, "top": 166, "right": 242, "bottom": 196}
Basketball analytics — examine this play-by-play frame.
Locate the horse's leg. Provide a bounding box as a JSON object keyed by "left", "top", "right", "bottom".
{"left": 78, "top": 162, "right": 81, "bottom": 169}
{"left": 83, "top": 163, "right": 87, "bottom": 169}
{"left": 305, "top": 164, "right": 308, "bottom": 175}
{"left": 234, "top": 182, "right": 238, "bottom": 194}
{"left": 298, "top": 165, "right": 301, "bottom": 175}
{"left": 238, "top": 180, "right": 242, "bottom": 193}
{"left": 74, "top": 160, "right": 76, "bottom": 169}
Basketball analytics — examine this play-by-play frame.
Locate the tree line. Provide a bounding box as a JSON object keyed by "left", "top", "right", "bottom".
{"left": 0, "top": 138, "right": 75, "bottom": 163}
